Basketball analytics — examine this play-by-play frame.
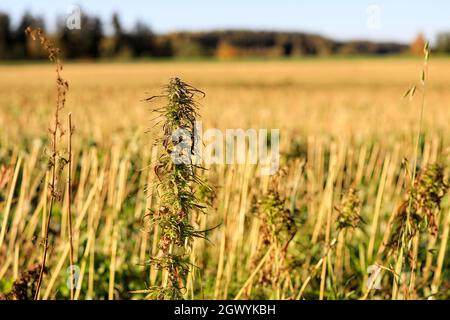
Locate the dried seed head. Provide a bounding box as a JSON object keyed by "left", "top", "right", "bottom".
{"left": 336, "top": 188, "right": 363, "bottom": 231}
{"left": 410, "top": 164, "right": 448, "bottom": 235}
{"left": 388, "top": 164, "right": 448, "bottom": 253}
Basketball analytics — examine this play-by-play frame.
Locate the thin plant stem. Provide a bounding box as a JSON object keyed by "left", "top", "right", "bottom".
{"left": 34, "top": 113, "right": 58, "bottom": 300}
{"left": 394, "top": 41, "right": 429, "bottom": 300}
{"left": 25, "top": 27, "right": 68, "bottom": 300}
{"left": 67, "top": 112, "right": 75, "bottom": 300}
{"left": 234, "top": 244, "right": 274, "bottom": 300}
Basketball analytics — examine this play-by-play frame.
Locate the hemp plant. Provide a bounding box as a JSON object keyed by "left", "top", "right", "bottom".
{"left": 387, "top": 164, "right": 448, "bottom": 297}
{"left": 142, "top": 78, "right": 213, "bottom": 300}
{"left": 297, "top": 188, "right": 363, "bottom": 299}
{"left": 253, "top": 171, "right": 297, "bottom": 295}
{"left": 388, "top": 165, "right": 448, "bottom": 252}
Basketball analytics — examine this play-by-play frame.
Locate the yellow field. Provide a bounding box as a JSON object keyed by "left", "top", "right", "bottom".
{"left": 2, "top": 59, "right": 450, "bottom": 143}
{"left": 0, "top": 59, "right": 449, "bottom": 300}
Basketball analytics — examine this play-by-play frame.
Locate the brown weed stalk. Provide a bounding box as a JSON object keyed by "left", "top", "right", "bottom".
{"left": 25, "top": 27, "right": 69, "bottom": 300}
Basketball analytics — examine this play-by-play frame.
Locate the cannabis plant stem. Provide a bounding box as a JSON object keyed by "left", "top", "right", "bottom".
{"left": 319, "top": 199, "right": 333, "bottom": 300}
{"left": 298, "top": 188, "right": 362, "bottom": 300}
{"left": 297, "top": 237, "right": 339, "bottom": 300}
{"left": 234, "top": 244, "right": 274, "bottom": 300}
{"left": 67, "top": 112, "right": 75, "bottom": 300}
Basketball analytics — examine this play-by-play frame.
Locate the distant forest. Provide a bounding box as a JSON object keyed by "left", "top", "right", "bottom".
{"left": 1, "top": 11, "right": 450, "bottom": 60}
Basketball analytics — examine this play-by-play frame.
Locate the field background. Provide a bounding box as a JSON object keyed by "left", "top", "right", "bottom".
{"left": 2, "top": 59, "right": 450, "bottom": 144}
{"left": 0, "top": 58, "right": 449, "bottom": 299}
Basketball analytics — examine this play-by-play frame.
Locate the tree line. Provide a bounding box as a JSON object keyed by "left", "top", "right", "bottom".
{"left": 1, "top": 11, "right": 450, "bottom": 60}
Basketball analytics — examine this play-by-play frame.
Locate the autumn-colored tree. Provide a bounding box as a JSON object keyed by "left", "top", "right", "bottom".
{"left": 410, "top": 33, "right": 426, "bottom": 55}
{"left": 215, "top": 41, "right": 240, "bottom": 59}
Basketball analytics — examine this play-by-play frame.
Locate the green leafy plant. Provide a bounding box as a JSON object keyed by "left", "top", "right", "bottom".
{"left": 388, "top": 164, "right": 448, "bottom": 259}
{"left": 297, "top": 188, "right": 363, "bottom": 299}
{"left": 253, "top": 171, "right": 297, "bottom": 297}
{"left": 140, "top": 78, "right": 213, "bottom": 299}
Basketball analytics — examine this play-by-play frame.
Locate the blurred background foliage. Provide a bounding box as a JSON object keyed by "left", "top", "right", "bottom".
{"left": 1, "top": 11, "right": 450, "bottom": 61}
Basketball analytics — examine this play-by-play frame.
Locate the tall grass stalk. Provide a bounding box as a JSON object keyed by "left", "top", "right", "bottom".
{"left": 67, "top": 113, "right": 74, "bottom": 300}
{"left": 392, "top": 41, "right": 430, "bottom": 300}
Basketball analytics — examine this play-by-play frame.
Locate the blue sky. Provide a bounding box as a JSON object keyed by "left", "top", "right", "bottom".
{"left": 1, "top": 0, "right": 449, "bottom": 44}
